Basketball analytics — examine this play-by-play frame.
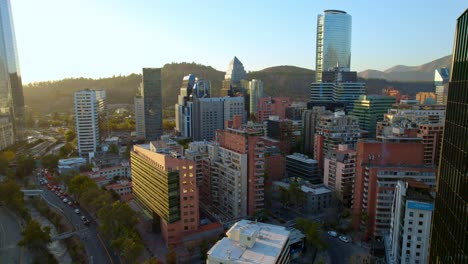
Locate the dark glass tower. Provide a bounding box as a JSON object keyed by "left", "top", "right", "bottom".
{"left": 429, "top": 9, "right": 468, "bottom": 263}
{"left": 141, "top": 68, "right": 163, "bottom": 141}
{"left": 0, "top": 0, "right": 25, "bottom": 142}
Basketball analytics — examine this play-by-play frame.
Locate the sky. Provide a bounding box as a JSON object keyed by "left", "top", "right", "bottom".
{"left": 11, "top": 0, "right": 467, "bottom": 83}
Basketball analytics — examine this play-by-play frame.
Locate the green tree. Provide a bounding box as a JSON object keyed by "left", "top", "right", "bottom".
{"left": 0, "top": 152, "right": 9, "bottom": 174}
{"left": 16, "top": 154, "right": 36, "bottom": 178}
{"left": 68, "top": 174, "right": 98, "bottom": 199}
{"left": 111, "top": 234, "right": 144, "bottom": 263}
{"left": 109, "top": 144, "right": 119, "bottom": 154}
{"left": 296, "top": 217, "right": 327, "bottom": 251}
{"left": 0, "top": 179, "right": 27, "bottom": 217}
{"left": 18, "top": 220, "right": 52, "bottom": 252}
{"left": 166, "top": 245, "right": 177, "bottom": 264}
{"left": 98, "top": 201, "right": 138, "bottom": 240}
{"left": 142, "top": 258, "right": 164, "bottom": 264}
{"left": 279, "top": 186, "right": 289, "bottom": 207}
{"left": 64, "top": 130, "right": 76, "bottom": 143}
{"left": 41, "top": 154, "right": 59, "bottom": 172}
{"left": 59, "top": 143, "right": 74, "bottom": 158}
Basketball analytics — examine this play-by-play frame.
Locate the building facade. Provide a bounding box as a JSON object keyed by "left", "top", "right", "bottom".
{"left": 248, "top": 79, "right": 264, "bottom": 118}
{"left": 257, "top": 97, "right": 291, "bottom": 123}
{"left": 415, "top": 92, "right": 437, "bottom": 105}
{"left": 350, "top": 95, "right": 395, "bottom": 138}
{"left": 429, "top": 9, "right": 468, "bottom": 263}
{"left": 315, "top": 10, "right": 352, "bottom": 82}
{"left": 141, "top": 68, "right": 163, "bottom": 141}
{"left": 285, "top": 153, "right": 320, "bottom": 184}
{"left": 74, "top": 90, "right": 106, "bottom": 157}
{"left": 134, "top": 96, "right": 145, "bottom": 139}
{"left": 302, "top": 107, "right": 330, "bottom": 157}
{"left": 0, "top": 115, "right": 14, "bottom": 150}
{"left": 0, "top": 0, "right": 25, "bottom": 145}
{"left": 434, "top": 68, "right": 449, "bottom": 105}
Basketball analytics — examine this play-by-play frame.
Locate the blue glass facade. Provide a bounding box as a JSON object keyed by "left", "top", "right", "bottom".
{"left": 316, "top": 10, "right": 352, "bottom": 82}
{"left": 0, "top": 0, "right": 24, "bottom": 142}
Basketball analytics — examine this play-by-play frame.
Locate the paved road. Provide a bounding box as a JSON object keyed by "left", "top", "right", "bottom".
{"left": 0, "top": 207, "right": 27, "bottom": 263}
{"left": 39, "top": 184, "right": 117, "bottom": 264}
{"left": 322, "top": 232, "right": 368, "bottom": 264}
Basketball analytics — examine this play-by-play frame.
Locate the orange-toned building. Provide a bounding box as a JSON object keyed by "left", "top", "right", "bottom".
{"left": 257, "top": 97, "right": 291, "bottom": 123}
{"left": 352, "top": 139, "right": 436, "bottom": 238}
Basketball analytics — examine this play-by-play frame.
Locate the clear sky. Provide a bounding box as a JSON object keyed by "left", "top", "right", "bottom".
{"left": 11, "top": 0, "right": 466, "bottom": 83}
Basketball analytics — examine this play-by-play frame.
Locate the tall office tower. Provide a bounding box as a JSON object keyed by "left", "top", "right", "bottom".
{"left": 310, "top": 68, "right": 365, "bottom": 111}
{"left": 134, "top": 95, "right": 145, "bottom": 139}
{"left": 415, "top": 92, "right": 437, "bottom": 105}
{"left": 175, "top": 74, "right": 196, "bottom": 137}
{"left": 221, "top": 56, "right": 247, "bottom": 96}
{"left": 350, "top": 95, "right": 395, "bottom": 138}
{"left": 192, "top": 96, "right": 244, "bottom": 141}
{"left": 74, "top": 90, "right": 106, "bottom": 157}
{"left": 323, "top": 144, "right": 356, "bottom": 207}
{"left": 387, "top": 180, "right": 434, "bottom": 264}
{"left": 429, "top": 9, "right": 468, "bottom": 263}
{"left": 140, "top": 68, "right": 163, "bottom": 141}
{"left": 314, "top": 111, "right": 363, "bottom": 172}
{"left": 352, "top": 139, "right": 436, "bottom": 237}
{"left": 0, "top": 0, "right": 25, "bottom": 145}
{"left": 434, "top": 68, "right": 449, "bottom": 105}
{"left": 315, "top": 10, "right": 352, "bottom": 82}
{"left": 302, "top": 107, "right": 331, "bottom": 157}
{"left": 131, "top": 143, "right": 199, "bottom": 246}
{"left": 248, "top": 79, "right": 264, "bottom": 118}
{"left": 257, "top": 97, "right": 291, "bottom": 123}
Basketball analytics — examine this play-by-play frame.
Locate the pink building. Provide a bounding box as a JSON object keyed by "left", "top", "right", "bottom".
{"left": 257, "top": 97, "right": 291, "bottom": 123}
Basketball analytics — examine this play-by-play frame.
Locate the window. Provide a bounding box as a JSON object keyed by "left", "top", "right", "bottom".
{"left": 409, "top": 212, "right": 414, "bottom": 217}
{"left": 418, "top": 230, "right": 422, "bottom": 233}
{"left": 419, "top": 213, "right": 423, "bottom": 218}
{"left": 419, "top": 221, "right": 423, "bottom": 225}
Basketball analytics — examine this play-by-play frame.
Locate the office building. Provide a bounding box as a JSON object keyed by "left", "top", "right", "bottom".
{"left": 248, "top": 79, "right": 264, "bottom": 118}
{"left": 386, "top": 180, "right": 434, "bottom": 264}
{"left": 140, "top": 68, "right": 163, "bottom": 141}
{"left": 285, "top": 153, "right": 320, "bottom": 184}
{"left": 0, "top": 115, "right": 14, "bottom": 150}
{"left": 131, "top": 142, "right": 199, "bottom": 246}
{"left": 434, "top": 68, "right": 449, "bottom": 105}
{"left": 134, "top": 96, "right": 145, "bottom": 139}
{"left": 221, "top": 56, "right": 247, "bottom": 96}
{"left": 257, "top": 97, "right": 291, "bottom": 123}
{"left": 314, "top": 111, "right": 363, "bottom": 171}
{"left": 315, "top": 10, "right": 352, "bottom": 82}
{"left": 416, "top": 92, "right": 437, "bottom": 105}
{"left": 207, "top": 220, "right": 291, "bottom": 264}
{"left": 192, "top": 97, "right": 244, "bottom": 141}
{"left": 0, "top": 0, "right": 25, "bottom": 144}
{"left": 302, "top": 107, "right": 331, "bottom": 157}
{"left": 266, "top": 117, "right": 301, "bottom": 155}
{"left": 74, "top": 90, "right": 106, "bottom": 157}
{"left": 352, "top": 139, "right": 436, "bottom": 237}
{"left": 350, "top": 95, "right": 395, "bottom": 138}
{"left": 429, "top": 9, "right": 468, "bottom": 263}
{"left": 323, "top": 144, "right": 356, "bottom": 207}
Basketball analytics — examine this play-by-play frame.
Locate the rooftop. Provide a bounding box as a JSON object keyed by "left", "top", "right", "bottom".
{"left": 286, "top": 153, "right": 317, "bottom": 164}
{"left": 207, "top": 220, "right": 290, "bottom": 264}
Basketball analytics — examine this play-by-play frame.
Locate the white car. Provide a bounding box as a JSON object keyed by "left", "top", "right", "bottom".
{"left": 62, "top": 198, "right": 68, "bottom": 203}
{"left": 339, "top": 235, "right": 350, "bottom": 243}
{"left": 67, "top": 201, "right": 73, "bottom": 206}
{"left": 74, "top": 208, "right": 80, "bottom": 214}
{"left": 327, "top": 231, "right": 338, "bottom": 237}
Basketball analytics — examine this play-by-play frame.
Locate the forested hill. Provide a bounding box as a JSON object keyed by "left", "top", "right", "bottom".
{"left": 24, "top": 62, "right": 433, "bottom": 114}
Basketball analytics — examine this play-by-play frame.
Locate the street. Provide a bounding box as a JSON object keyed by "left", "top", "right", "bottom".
{"left": 0, "top": 207, "right": 30, "bottom": 264}
{"left": 322, "top": 232, "right": 368, "bottom": 264}
{"left": 39, "top": 183, "right": 117, "bottom": 264}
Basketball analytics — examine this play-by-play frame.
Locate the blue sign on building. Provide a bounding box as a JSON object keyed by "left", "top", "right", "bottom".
{"left": 407, "top": 201, "right": 434, "bottom": 211}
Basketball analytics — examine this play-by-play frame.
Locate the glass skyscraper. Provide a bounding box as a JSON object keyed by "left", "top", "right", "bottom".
{"left": 0, "top": 0, "right": 25, "bottom": 143}
{"left": 429, "top": 9, "right": 468, "bottom": 263}
{"left": 315, "top": 10, "right": 352, "bottom": 82}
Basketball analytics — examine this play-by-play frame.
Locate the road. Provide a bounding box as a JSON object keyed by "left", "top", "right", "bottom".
{"left": 322, "top": 232, "right": 368, "bottom": 264}
{"left": 0, "top": 207, "right": 30, "bottom": 263}
{"left": 39, "top": 184, "right": 118, "bottom": 264}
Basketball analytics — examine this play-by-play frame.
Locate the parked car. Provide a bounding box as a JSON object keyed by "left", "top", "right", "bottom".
{"left": 339, "top": 235, "right": 350, "bottom": 243}
{"left": 62, "top": 198, "right": 68, "bottom": 203}
{"left": 67, "top": 201, "right": 73, "bottom": 206}
{"left": 327, "top": 231, "right": 338, "bottom": 237}
{"left": 81, "top": 216, "right": 90, "bottom": 225}
{"left": 74, "top": 208, "right": 80, "bottom": 214}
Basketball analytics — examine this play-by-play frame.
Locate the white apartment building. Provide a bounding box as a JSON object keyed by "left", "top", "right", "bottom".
{"left": 134, "top": 95, "right": 145, "bottom": 138}
{"left": 386, "top": 180, "right": 434, "bottom": 264}
{"left": 74, "top": 90, "right": 106, "bottom": 157}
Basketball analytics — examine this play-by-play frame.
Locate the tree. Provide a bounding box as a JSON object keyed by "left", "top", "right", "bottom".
{"left": 111, "top": 234, "right": 144, "bottom": 263}
{"left": 142, "top": 258, "right": 163, "bottom": 264}
{"left": 41, "top": 154, "right": 59, "bottom": 172}
{"left": 296, "top": 217, "right": 327, "bottom": 252}
{"left": 98, "top": 201, "right": 138, "bottom": 240}
{"left": 0, "top": 152, "right": 9, "bottom": 174}
{"left": 18, "top": 220, "right": 51, "bottom": 252}
{"left": 109, "top": 144, "right": 119, "bottom": 154}
{"left": 0, "top": 179, "right": 27, "bottom": 216}
{"left": 200, "top": 239, "right": 209, "bottom": 261}
{"left": 64, "top": 130, "right": 76, "bottom": 143}
{"left": 166, "top": 245, "right": 177, "bottom": 264}
{"left": 279, "top": 186, "right": 289, "bottom": 207}
{"left": 59, "top": 143, "right": 74, "bottom": 158}
{"left": 68, "top": 174, "right": 98, "bottom": 199}
{"left": 16, "top": 154, "right": 36, "bottom": 178}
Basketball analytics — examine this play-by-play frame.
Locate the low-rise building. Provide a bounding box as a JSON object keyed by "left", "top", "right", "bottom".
{"left": 86, "top": 164, "right": 131, "bottom": 180}
{"left": 58, "top": 157, "right": 87, "bottom": 174}
{"left": 285, "top": 153, "right": 320, "bottom": 184}
{"left": 105, "top": 180, "right": 132, "bottom": 197}
{"left": 207, "top": 220, "right": 291, "bottom": 264}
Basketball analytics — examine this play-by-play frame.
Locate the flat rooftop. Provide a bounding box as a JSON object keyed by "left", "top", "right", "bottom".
{"left": 207, "top": 220, "right": 290, "bottom": 263}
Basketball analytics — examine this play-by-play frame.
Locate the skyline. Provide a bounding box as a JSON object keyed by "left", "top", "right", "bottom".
{"left": 11, "top": 0, "right": 466, "bottom": 83}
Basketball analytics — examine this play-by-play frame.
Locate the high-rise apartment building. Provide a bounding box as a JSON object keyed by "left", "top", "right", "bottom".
{"left": 192, "top": 96, "right": 244, "bottom": 141}
{"left": 0, "top": 115, "right": 14, "bottom": 150}
{"left": 323, "top": 144, "right": 356, "bottom": 207}
{"left": 352, "top": 139, "right": 436, "bottom": 237}
{"left": 302, "top": 107, "right": 331, "bottom": 157}
{"left": 131, "top": 143, "right": 199, "bottom": 246}
{"left": 434, "top": 68, "right": 449, "bottom": 105}
{"left": 140, "top": 68, "right": 163, "bottom": 141}
{"left": 0, "top": 0, "right": 25, "bottom": 146}
{"left": 134, "top": 95, "right": 145, "bottom": 139}
{"left": 257, "top": 97, "right": 291, "bottom": 123}
{"left": 248, "top": 79, "right": 264, "bottom": 118}
{"left": 351, "top": 95, "right": 395, "bottom": 138}
{"left": 74, "top": 90, "right": 106, "bottom": 157}
{"left": 429, "top": 9, "right": 468, "bottom": 263}
{"left": 386, "top": 180, "right": 434, "bottom": 264}
{"left": 315, "top": 10, "right": 352, "bottom": 82}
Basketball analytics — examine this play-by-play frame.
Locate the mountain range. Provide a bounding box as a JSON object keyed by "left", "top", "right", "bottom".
{"left": 24, "top": 55, "right": 450, "bottom": 114}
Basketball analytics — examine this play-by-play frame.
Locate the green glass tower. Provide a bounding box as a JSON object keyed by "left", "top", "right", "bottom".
{"left": 350, "top": 95, "right": 395, "bottom": 138}
{"left": 429, "top": 9, "right": 468, "bottom": 263}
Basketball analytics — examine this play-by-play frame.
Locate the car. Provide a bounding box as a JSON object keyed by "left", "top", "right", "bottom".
{"left": 43, "top": 179, "right": 48, "bottom": 184}
{"left": 327, "top": 231, "right": 338, "bottom": 237}
{"left": 81, "top": 216, "right": 90, "bottom": 225}
{"left": 74, "top": 208, "right": 80, "bottom": 214}
{"left": 338, "top": 235, "right": 350, "bottom": 243}
{"left": 63, "top": 192, "right": 68, "bottom": 197}
{"left": 67, "top": 201, "right": 73, "bottom": 206}
{"left": 62, "top": 198, "right": 68, "bottom": 203}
